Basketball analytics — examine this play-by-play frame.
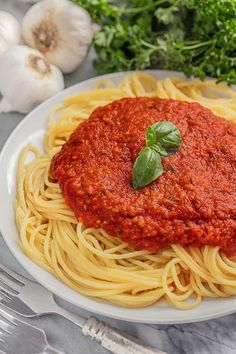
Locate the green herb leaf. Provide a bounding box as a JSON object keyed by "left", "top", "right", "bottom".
{"left": 150, "top": 121, "right": 182, "bottom": 156}
{"left": 132, "top": 147, "right": 163, "bottom": 189}
{"left": 151, "top": 143, "right": 168, "bottom": 157}
{"left": 155, "top": 6, "right": 178, "bottom": 25}
{"left": 75, "top": 0, "right": 236, "bottom": 84}
{"left": 146, "top": 121, "right": 181, "bottom": 155}
{"left": 146, "top": 125, "right": 157, "bottom": 146}
{"left": 132, "top": 121, "right": 181, "bottom": 189}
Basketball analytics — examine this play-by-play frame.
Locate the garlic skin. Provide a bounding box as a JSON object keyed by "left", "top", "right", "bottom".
{"left": 0, "top": 45, "right": 64, "bottom": 114}
{"left": 0, "top": 11, "right": 21, "bottom": 55}
{"left": 22, "top": 0, "right": 94, "bottom": 74}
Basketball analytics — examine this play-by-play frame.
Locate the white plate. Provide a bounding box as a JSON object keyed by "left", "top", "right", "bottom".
{"left": 0, "top": 70, "right": 236, "bottom": 324}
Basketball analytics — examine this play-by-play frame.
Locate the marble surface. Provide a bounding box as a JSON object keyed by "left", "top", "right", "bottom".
{"left": 0, "top": 1, "right": 236, "bottom": 353}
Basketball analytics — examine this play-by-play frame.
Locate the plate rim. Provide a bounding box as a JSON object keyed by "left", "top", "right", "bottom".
{"left": 1, "top": 69, "right": 236, "bottom": 324}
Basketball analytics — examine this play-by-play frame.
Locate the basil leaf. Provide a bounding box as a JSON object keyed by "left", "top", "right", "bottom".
{"left": 151, "top": 143, "right": 168, "bottom": 157}
{"left": 147, "top": 121, "right": 182, "bottom": 156}
{"left": 146, "top": 121, "right": 182, "bottom": 156}
{"left": 146, "top": 125, "right": 157, "bottom": 146}
{"left": 132, "top": 147, "right": 163, "bottom": 190}
{"left": 132, "top": 121, "right": 181, "bottom": 190}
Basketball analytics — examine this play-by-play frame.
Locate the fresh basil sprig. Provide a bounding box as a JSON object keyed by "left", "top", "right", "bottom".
{"left": 132, "top": 121, "right": 181, "bottom": 189}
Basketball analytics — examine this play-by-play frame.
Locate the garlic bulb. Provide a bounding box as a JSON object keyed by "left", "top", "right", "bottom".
{"left": 0, "top": 11, "right": 21, "bottom": 55}
{"left": 22, "top": 0, "right": 94, "bottom": 74}
{"left": 0, "top": 45, "right": 64, "bottom": 114}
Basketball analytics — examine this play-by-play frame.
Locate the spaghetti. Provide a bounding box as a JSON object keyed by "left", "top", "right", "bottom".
{"left": 15, "top": 73, "right": 236, "bottom": 309}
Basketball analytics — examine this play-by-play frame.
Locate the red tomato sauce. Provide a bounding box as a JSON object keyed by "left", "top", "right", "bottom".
{"left": 50, "top": 98, "right": 236, "bottom": 254}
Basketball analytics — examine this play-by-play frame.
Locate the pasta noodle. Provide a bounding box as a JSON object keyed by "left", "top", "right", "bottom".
{"left": 15, "top": 73, "right": 236, "bottom": 309}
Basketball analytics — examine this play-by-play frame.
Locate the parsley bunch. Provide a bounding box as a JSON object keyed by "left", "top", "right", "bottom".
{"left": 74, "top": 0, "right": 236, "bottom": 84}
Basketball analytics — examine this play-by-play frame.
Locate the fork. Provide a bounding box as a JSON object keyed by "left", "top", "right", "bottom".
{"left": 0, "top": 263, "right": 166, "bottom": 354}
{"left": 0, "top": 302, "right": 64, "bottom": 354}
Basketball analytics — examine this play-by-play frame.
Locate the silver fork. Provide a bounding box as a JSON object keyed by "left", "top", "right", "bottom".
{"left": 0, "top": 302, "right": 64, "bottom": 354}
{"left": 0, "top": 263, "right": 166, "bottom": 354}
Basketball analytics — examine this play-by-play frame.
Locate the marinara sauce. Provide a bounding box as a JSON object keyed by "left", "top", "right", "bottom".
{"left": 50, "top": 98, "right": 236, "bottom": 254}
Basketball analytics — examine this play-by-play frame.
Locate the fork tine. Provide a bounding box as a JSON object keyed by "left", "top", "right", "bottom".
{"left": 0, "top": 278, "right": 19, "bottom": 296}
{"left": 0, "top": 315, "right": 13, "bottom": 334}
{"left": 0, "top": 289, "right": 12, "bottom": 302}
{"left": 0, "top": 265, "right": 25, "bottom": 286}
{"left": 0, "top": 304, "right": 17, "bottom": 327}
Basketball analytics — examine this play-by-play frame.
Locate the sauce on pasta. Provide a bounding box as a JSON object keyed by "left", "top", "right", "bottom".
{"left": 50, "top": 97, "right": 236, "bottom": 254}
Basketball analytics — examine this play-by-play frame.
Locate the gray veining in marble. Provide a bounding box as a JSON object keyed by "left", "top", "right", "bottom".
{"left": 0, "top": 1, "right": 236, "bottom": 353}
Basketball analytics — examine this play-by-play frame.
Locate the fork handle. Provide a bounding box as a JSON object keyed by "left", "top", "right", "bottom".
{"left": 82, "top": 317, "right": 167, "bottom": 354}
{"left": 51, "top": 304, "right": 166, "bottom": 354}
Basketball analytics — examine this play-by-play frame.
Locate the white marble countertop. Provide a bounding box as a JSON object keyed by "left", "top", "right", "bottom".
{"left": 1, "top": 1, "right": 236, "bottom": 353}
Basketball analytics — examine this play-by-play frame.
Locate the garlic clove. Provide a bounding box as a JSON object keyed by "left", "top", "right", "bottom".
{"left": 22, "top": 0, "right": 94, "bottom": 74}
{"left": 0, "top": 97, "right": 12, "bottom": 113}
{"left": 0, "top": 11, "right": 21, "bottom": 55}
{"left": 0, "top": 45, "right": 64, "bottom": 114}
